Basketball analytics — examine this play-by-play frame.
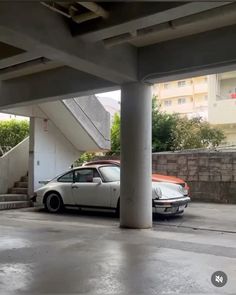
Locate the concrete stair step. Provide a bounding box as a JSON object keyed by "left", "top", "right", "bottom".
{"left": 8, "top": 187, "right": 28, "bottom": 194}
{"left": 21, "top": 176, "right": 28, "bottom": 182}
{"left": 14, "top": 181, "right": 28, "bottom": 188}
{"left": 0, "top": 194, "right": 28, "bottom": 202}
{"left": 0, "top": 201, "right": 32, "bottom": 210}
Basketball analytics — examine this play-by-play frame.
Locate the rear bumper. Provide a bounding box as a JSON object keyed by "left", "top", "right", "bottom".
{"left": 152, "top": 196, "right": 190, "bottom": 215}
{"left": 31, "top": 193, "right": 44, "bottom": 207}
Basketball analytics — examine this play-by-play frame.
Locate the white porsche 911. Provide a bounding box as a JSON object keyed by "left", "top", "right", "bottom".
{"left": 34, "top": 164, "right": 190, "bottom": 215}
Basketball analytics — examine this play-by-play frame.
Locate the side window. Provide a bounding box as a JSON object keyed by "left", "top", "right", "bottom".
{"left": 74, "top": 169, "right": 94, "bottom": 183}
{"left": 58, "top": 171, "right": 74, "bottom": 183}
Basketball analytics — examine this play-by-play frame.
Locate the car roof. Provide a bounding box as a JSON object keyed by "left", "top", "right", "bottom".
{"left": 83, "top": 160, "right": 120, "bottom": 166}
{"left": 72, "top": 164, "right": 118, "bottom": 170}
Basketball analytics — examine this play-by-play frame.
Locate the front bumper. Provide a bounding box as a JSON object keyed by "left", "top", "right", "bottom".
{"left": 152, "top": 196, "right": 190, "bottom": 215}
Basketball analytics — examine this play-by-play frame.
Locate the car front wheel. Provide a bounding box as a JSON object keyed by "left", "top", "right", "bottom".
{"left": 45, "top": 192, "right": 63, "bottom": 213}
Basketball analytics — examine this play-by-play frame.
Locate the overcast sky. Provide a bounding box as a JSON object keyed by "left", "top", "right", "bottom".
{"left": 96, "top": 90, "right": 121, "bottom": 101}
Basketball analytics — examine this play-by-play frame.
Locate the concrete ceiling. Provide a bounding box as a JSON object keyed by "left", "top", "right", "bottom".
{"left": 0, "top": 1, "right": 236, "bottom": 109}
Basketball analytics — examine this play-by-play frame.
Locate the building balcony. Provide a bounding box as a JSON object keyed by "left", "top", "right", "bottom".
{"left": 159, "top": 84, "right": 207, "bottom": 99}
{"left": 194, "top": 100, "right": 208, "bottom": 108}
{"left": 209, "top": 98, "right": 236, "bottom": 125}
{"left": 193, "top": 83, "right": 208, "bottom": 94}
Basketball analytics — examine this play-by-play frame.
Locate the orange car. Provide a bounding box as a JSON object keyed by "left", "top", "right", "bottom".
{"left": 84, "top": 159, "right": 189, "bottom": 193}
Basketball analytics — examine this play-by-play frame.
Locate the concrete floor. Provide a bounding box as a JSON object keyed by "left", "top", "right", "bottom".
{"left": 0, "top": 202, "right": 236, "bottom": 294}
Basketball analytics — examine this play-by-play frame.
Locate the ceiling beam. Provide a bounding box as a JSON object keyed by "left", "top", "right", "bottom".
{"left": 0, "top": 51, "right": 42, "bottom": 70}
{"left": 0, "top": 2, "right": 137, "bottom": 84}
{"left": 78, "top": 2, "right": 229, "bottom": 42}
{"left": 138, "top": 24, "right": 236, "bottom": 83}
{"left": 0, "top": 58, "right": 62, "bottom": 80}
{"left": 0, "top": 66, "right": 117, "bottom": 109}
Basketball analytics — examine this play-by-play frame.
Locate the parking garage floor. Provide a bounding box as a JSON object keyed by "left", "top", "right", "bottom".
{"left": 0, "top": 202, "right": 236, "bottom": 294}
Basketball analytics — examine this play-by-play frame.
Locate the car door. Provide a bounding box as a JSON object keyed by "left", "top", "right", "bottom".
{"left": 72, "top": 168, "right": 111, "bottom": 208}
{"left": 57, "top": 170, "right": 74, "bottom": 204}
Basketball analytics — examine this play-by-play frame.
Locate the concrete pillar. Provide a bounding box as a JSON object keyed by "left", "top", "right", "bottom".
{"left": 120, "top": 82, "right": 152, "bottom": 229}
{"left": 28, "top": 117, "right": 35, "bottom": 197}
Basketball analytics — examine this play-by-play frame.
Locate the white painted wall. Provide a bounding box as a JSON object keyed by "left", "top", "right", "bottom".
{"left": 32, "top": 117, "right": 81, "bottom": 191}
{"left": 209, "top": 75, "right": 236, "bottom": 125}
{"left": 0, "top": 137, "right": 29, "bottom": 194}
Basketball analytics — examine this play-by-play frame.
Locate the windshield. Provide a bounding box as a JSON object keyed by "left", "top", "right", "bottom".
{"left": 99, "top": 166, "right": 120, "bottom": 182}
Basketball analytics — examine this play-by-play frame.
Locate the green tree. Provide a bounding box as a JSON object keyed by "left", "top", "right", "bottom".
{"left": 171, "top": 117, "right": 225, "bottom": 150}
{"left": 0, "top": 119, "right": 29, "bottom": 155}
{"left": 106, "top": 97, "right": 225, "bottom": 155}
{"left": 152, "top": 98, "right": 178, "bottom": 152}
{"left": 107, "top": 113, "right": 121, "bottom": 155}
{"left": 75, "top": 152, "right": 96, "bottom": 166}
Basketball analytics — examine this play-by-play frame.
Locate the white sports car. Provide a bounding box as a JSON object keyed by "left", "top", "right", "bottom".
{"left": 34, "top": 164, "right": 190, "bottom": 215}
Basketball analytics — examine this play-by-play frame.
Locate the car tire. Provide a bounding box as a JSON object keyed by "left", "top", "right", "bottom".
{"left": 45, "top": 192, "right": 64, "bottom": 213}
{"left": 115, "top": 198, "right": 120, "bottom": 217}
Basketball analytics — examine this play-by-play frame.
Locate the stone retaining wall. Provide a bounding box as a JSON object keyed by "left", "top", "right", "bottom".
{"left": 152, "top": 151, "right": 236, "bottom": 204}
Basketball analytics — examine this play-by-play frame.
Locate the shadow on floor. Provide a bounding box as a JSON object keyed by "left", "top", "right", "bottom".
{"left": 35, "top": 207, "right": 186, "bottom": 222}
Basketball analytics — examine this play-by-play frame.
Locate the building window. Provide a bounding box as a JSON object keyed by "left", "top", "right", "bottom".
{"left": 164, "top": 100, "right": 172, "bottom": 107}
{"left": 178, "top": 97, "right": 186, "bottom": 104}
{"left": 178, "top": 80, "right": 186, "bottom": 87}
{"left": 163, "top": 83, "right": 169, "bottom": 89}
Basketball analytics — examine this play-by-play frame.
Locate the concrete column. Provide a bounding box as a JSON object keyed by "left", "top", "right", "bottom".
{"left": 120, "top": 82, "right": 152, "bottom": 229}
{"left": 28, "top": 117, "right": 35, "bottom": 197}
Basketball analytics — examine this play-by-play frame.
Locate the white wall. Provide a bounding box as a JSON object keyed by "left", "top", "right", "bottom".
{"left": 0, "top": 137, "right": 29, "bottom": 194}
{"left": 31, "top": 117, "right": 81, "bottom": 191}
{"left": 209, "top": 75, "right": 236, "bottom": 125}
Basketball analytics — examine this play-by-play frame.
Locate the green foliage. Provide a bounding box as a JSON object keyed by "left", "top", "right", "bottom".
{"left": 152, "top": 98, "right": 178, "bottom": 152}
{"left": 75, "top": 152, "right": 96, "bottom": 166}
{"left": 107, "top": 113, "right": 121, "bottom": 155}
{"left": 107, "top": 96, "right": 225, "bottom": 155}
{"left": 171, "top": 117, "right": 225, "bottom": 150}
{"left": 0, "top": 119, "right": 29, "bottom": 155}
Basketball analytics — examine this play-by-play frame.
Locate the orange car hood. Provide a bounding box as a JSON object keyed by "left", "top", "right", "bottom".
{"left": 85, "top": 159, "right": 185, "bottom": 185}
{"left": 152, "top": 173, "right": 184, "bottom": 184}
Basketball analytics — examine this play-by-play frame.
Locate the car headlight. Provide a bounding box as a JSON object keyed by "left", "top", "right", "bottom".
{"left": 179, "top": 186, "right": 188, "bottom": 195}
{"left": 154, "top": 187, "right": 162, "bottom": 198}
{"left": 183, "top": 189, "right": 189, "bottom": 195}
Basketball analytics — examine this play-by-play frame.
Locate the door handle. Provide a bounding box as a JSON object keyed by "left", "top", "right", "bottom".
{"left": 72, "top": 185, "right": 78, "bottom": 189}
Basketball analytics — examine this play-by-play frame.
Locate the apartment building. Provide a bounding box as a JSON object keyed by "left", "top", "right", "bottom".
{"left": 154, "top": 72, "right": 236, "bottom": 145}
{"left": 208, "top": 71, "right": 236, "bottom": 145}
{"left": 153, "top": 76, "right": 209, "bottom": 120}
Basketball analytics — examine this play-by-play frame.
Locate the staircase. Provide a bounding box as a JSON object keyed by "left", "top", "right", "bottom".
{"left": 0, "top": 174, "right": 32, "bottom": 210}
{"left": 1, "top": 95, "right": 110, "bottom": 198}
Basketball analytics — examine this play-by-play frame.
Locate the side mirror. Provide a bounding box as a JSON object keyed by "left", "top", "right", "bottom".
{"left": 93, "top": 177, "right": 102, "bottom": 184}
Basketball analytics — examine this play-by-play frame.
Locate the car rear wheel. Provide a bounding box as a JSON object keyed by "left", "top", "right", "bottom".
{"left": 45, "top": 192, "right": 63, "bottom": 213}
